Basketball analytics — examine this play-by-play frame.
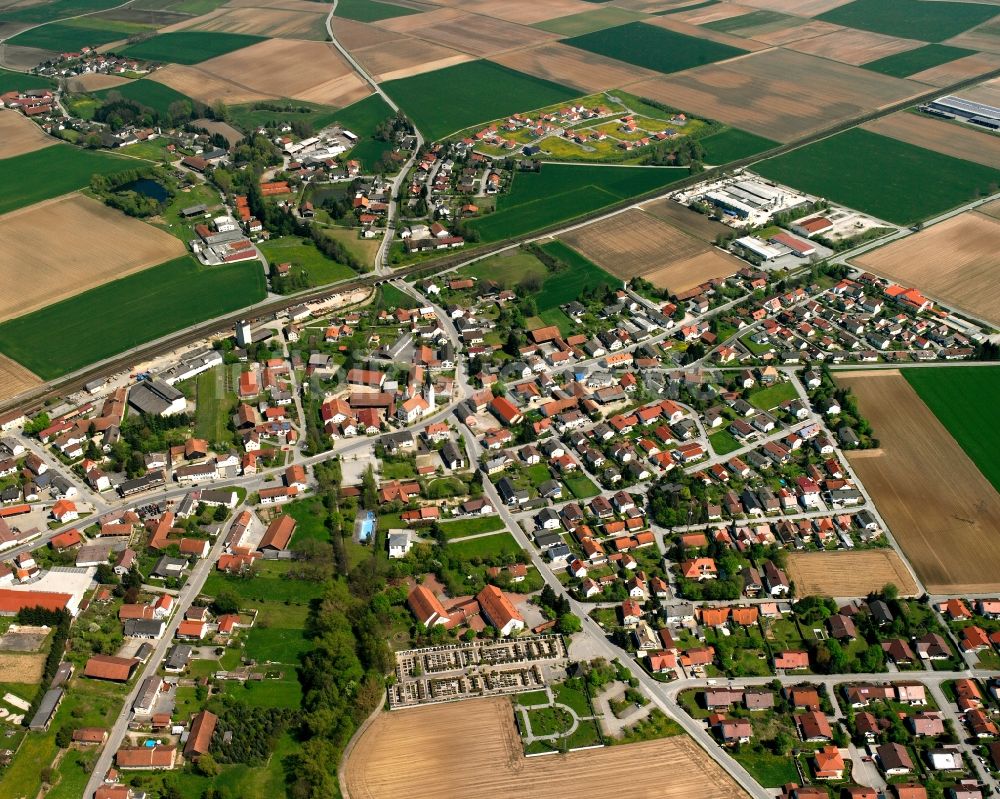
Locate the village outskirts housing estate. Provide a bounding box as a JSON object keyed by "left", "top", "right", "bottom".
{"left": 2, "top": 0, "right": 1000, "bottom": 798}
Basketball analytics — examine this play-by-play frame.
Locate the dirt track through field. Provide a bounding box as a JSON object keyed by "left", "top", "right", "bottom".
{"left": 0, "top": 110, "right": 54, "bottom": 158}
{"left": 852, "top": 210, "right": 1000, "bottom": 326}
{"left": 626, "top": 49, "right": 922, "bottom": 141}
{"left": 343, "top": 697, "right": 746, "bottom": 799}
{"left": 837, "top": 370, "right": 1000, "bottom": 594}
{"left": 0, "top": 355, "right": 41, "bottom": 403}
{"left": 0, "top": 193, "right": 185, "bottom": 324}
{"left": 560, "top": 208, "right": 741, "bottom": 293}
{"left": 786, "top": 550, "right": 919, "bottom": 597}
{"left": 862, "top": 112, "right": 1000, "bottom": 168}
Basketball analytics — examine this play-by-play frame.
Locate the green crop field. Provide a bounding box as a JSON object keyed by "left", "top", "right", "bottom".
{"left": 534, "top": 7, "right": 644, "bottom": 35}
{"left": 93, "top": 78, "right": 193, "bottom": 116}
{"left": 383, "top": 60, "right": 579, "bottom": 141}
{"left": 329, "top": 92, "right": 399, "bottom": 169}
{"left": 0, "top": 256, "right": 266, "bottom": 379}
{"left": 121, "top": 31, "right": 265, "bottom": 64}
{"left": 754, "top": 128, "right": 1000, "bottom": 226}
{"left": 461, "top": 250, "right": 547, "bottom": 287}
{"left": 3, "top": 0, "right": 123, "bottom": 23}
{"left": 10, "top": 18, "right": 151, "bottom": 51}
{"left": 0, "top": 145, "right": 140, "bottom": 216}
{"left": 537, "top": 240, "right": 619, "bottom": 309}
{"left": 703, "top": 9, "right": 790, "bottom": 33}
{"left": 904, "top": 366, "right": 1000, "bottom": 492}
{"left": 0, "top": 68, "right": 54, "bottom": 94}
{"left": 817, "top": 0, "right": 997, "bottom": 42}
{"left": 862, "top": 43, "right": 976, "bottom": 78}
{"left": 333, "top": 0, "right": 419, "bottom": 22}
{"left": 700, "top": 127, "right": 778, "bottom": 164}
{"left": 447, "top": 531, "right": 522, "bottom": 560}
{"left": 656, "top": 0, "right": 719, "bottom": 14}
{"left": 228, "top": 99, "right": 344, "bottom": 134}
{"left": 258, "top": 235, "right": 356, "bottom": 286}
{"left": 564, "top": 22, "right": 746, "bottom": 75}
{"left": 467, "top": 163, "right": 686, "bottom": 242}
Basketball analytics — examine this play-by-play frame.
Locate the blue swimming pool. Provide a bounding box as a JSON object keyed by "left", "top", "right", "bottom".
{"left": 358, "top": 511, "right": 375, "bottom": 542}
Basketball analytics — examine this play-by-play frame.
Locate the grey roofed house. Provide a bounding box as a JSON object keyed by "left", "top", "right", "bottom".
{"left": 133, "top": 675, "right": 161, "bottom": 714}
{"left": 868, "top": 599, "right": 894, "bottom": 625}
{"left": 135, "top": 642, "right": 154, "bottom": 662}
{"left": 76, "top": 541, "right": 125, "bottom": 568}
{"left": 165, "top": 644, "right": 192, "bottom": 672}
{"left": 124, "top": 619, "right": 165, "bottom": 639}
{"left": 538, "top": 479, "right": 562, "bottom": 499}
{"left": 28, "top": 688, "right": 64, "bottom": 731}
{"left": 534, "top": 531, "right": 563, "bottom": 549}
{"left": 382, "top": 431, "right": 414, "bottom": 454}
{"left": 440, "top": 440, "right": 464, "bottom": 469}
{"left": 152, "top": 556, "right": 187, "bottom": 579}
{"left": 547, "top": 543, "right": 571, "bottom": 562}
{"left": 200, "top": 489, "right": 238, "bottom": 507}
{"left": 128, "top": 378, "right": 186, "bottom": 417}
{"left": 51, "top": 662, "right": 73, "bottom": 689}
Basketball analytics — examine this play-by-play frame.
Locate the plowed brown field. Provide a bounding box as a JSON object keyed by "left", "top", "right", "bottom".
{"left": 786, "top": 550, "right": 919, "bottom": 597}
{"left": 746, "top": 19, "right": 843, "bottom": 46}
{"left": 379, "top": 8, "right": 558, "bottom": 56}
{"left": 787, "top": 28, "right": 921, "bottom": 64}
{"left": 178, "top": 7, "right": 328, "bottom": 40}
{"left": 65, "top": 73, "right": 130, "bottom": 92}
{"left": 491, "top": 42, "right": 661, "bottom": 93}
{"left": 560, "top": 209, "right": 741, "bottom": 293}
{"left": 641, "top": 196, "right": 735, "bottom": 242}
{"left": 0, "top": 193, "right": 185, "bottom": 323}
{"left": 427, "top": 0, "right": 592, "bottom": 24}
{"left": 626, "top": 49, "right": 921, "bottom": 141}
{"left": 0, "top": 110, "right": 54, "bottom": 158}
{"left": 738, "top": 0, "right": 853, "bottom": 13}
{"left": 837, "top": 370, "right": 1000, "bottom": 594}
{"left": 352, "top": 38, "right": 473, "bottom": 81}
{"left": 343, "top": 697, "right": 745, "bottom": 799}
{"left": 908, "top": 52, "right": 1000, "bottom": 86}
{"left": 852, "top": 210, "right": 1000, "bottom": 325}
{"left": 0, "top": 355, "right": 40, "bottom": 403}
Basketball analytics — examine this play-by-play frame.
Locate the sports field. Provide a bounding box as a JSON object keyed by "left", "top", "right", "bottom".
{"left": 121, "top": 31, "right": 265, "bottom": 64}
{"left": 903, "top": 367, "right": 1000, "bottom": 493}
{"left": 0, "top": 256, "right": 266, "bottom": 379}
{"left": 467, "top": 163, "right": 686, "bottom": 242}
{"left": 563, "top": 21, "right": 746, "bottom": 74}
{"left": 817, "top": 0, "right": 998, "bottom": 42}
{"left": 383, "top": 60, "right": 578, "bottom": 141}
{"left": 786, "top": 550, "right": 919, "bottom": 597}
{"left": 699, "top": 127, "right": 778, "bottom": 164}
{"left": 93, "top": 79, "right": 193, "bottom": 116}
{"left": 863, "top": 43, "right": 976, "bottom": 77}
{"left": 754, "top": 128, "right": 1000, "bottom": 225}
{"left": 334, "top": 0, "right": 418, "bottom": 22}
{"left": 0, "top": 145, "right": 139, "bottom": 216}
{"left": 343, "top": 697, "right": 745, "bottom": 799}
{"left": 837, "top": 370, "right": 1000, "bottom": 594}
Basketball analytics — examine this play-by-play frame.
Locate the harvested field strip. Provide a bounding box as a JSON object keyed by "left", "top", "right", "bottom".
{"left": 0, "top": 256, "right": 267, "bottom": 379}
{"left": 905, "top": 51, "right": 1000, "bottom": 86}
{"left": 0, "top": 193, "right": 186, "bottom": 323}
{"left": 533, "top": 7, "right": 645, "bottom": 35}
{"left": 377, "top": 8, "right": 558, "bottom": 56}
{"left": 382, "top": 59, "right": 578, "bottom": 141}
{"left": 351, "top": 39, "right": 473, "bottom": 82}
{"left": 343, "top": 697, "right": 745, "bottom": 799}
{"left": 785, "top": 28, "right": 923, "bottom": 66}
{"left": 467, "top": 163, "right": 686, "bottom": 242}
{"left": 0, "top": 111, "right": 54, "bottom": 159}
{"left": 488, "top": 42, "right": 662, "bottom": 94}
{"left": 837, "top": 370, "right": 1000, "bottom": 593}
{"left": 852, "top": 210, "right": 1000, "bottom": 326}
{"left": 564, "top": 20, "right": 748, "bottom": 74}
{"left": 816, "top": 0, "right": 998, "bottom": 42}
{"left": 0, "top": 356, "right": 41, "bottom": 404}
{"left": 903, "top": 366, "right": 1000, "bottom": 493}
{"left": 0, "top": 145, "right": 139, "bottom": 216}
{"left": 862, "top": 112, "right": 1000, "bottom": 170}
{"left": 426, "top": 0, "right": 593, "bottom": 25}
{"left": 121, "top": 31, "right": 265, "bottom": 64}
{"left": 786, "top": 550, "right": 918, "bottom": 597}
{"left": 178, "top": 7, "right": 329, "bottom": 40}
{"left": 863, "top": 43, "right": 976, "bottom": 77}
{"left": 754, "top": 128, "right": 1000, "bottom": 225}
{"left": 65, "top": 73, "right": 129, "bottom": 92}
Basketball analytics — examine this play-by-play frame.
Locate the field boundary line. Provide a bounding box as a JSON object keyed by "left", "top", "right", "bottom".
{"left": 338, "top": 689, "right": 386, "bottom": 799}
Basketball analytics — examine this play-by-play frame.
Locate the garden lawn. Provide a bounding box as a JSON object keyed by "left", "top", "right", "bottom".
{"left": 468, "top": 163, "right": 685, "bottom": 242}
{"left": 563, "top": 22, "right": 746, "bottom": 75}
{"left": 258, "top": 235, "right": 355, "bottom": 285}
{"left": 439, "top": 516, "right": 505, "bottom": 540}
{"left": 383, "top": 60, "right": 579, "bottom": 141}
{"left": 817, "top": 0, "right": 997, "bottom": 42}
{"left": 0, "top": 68, "right": 54, "bottom": 94}
{"left": 93, "top": 79, "right": 194, "bottom": 117}
{"left": 515, "top": 690, "right": 550, "bottom": 706}
{"left": 700, "top": 127, "right": 778, "bottom": 164}
{"left": 734, "top": 751, "right": 800, "bottom": 787}
{"left": 709, "top": 428, "right": 741, "bottom": 456}
{"left": 537, "top": 240, "right": 620, "bottom": 310}
{"left": 0, "top": 145, "right": 139, "bottom": 216}
{"left": 228, "top": 99, "right": 345, "bottom": 134}
{"left": 903, "top": 366, "right": 1000, "bottom": 493}
{"left": 285, "top": 498, "right": 331, "bottom": 545}
{"left": 748, "top": 381, "right": 798, "bottom": 410}
{"left": 0, "top": 256, "right": 266, "bottom": 379}
{"left": 378, "top": 283, "right": 415, "bottom": 309}
{"left": 203, "top": 561, "right": 325, "bottom": 604}
{"left": 121, "top": 31, "right": 265, "bottom": 64}
{"left": 554, "top": 681, "right": 592, "bottom": 717}
{"left": 244, "top": 623, "right": 311, "bottom": 663}
{"left": 863, "top": 43, "right": 977, "bottom": 77}
{"left": 334, "top": 0, "right": 418, "bottom": 22}
{"left": 194, "top": 366, "right": 230, "bottom": 443}
{"left": 447, "top": 531, "right": 521, "bottom": 560}
{"left": 754, "top": 128, "right": 1000, "bottom": 226}
{"left": 222, "top": 673, "right": 302, "bottom": 708}
{"left": 564, "top": 474, "right": 600, "bottom": 499}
